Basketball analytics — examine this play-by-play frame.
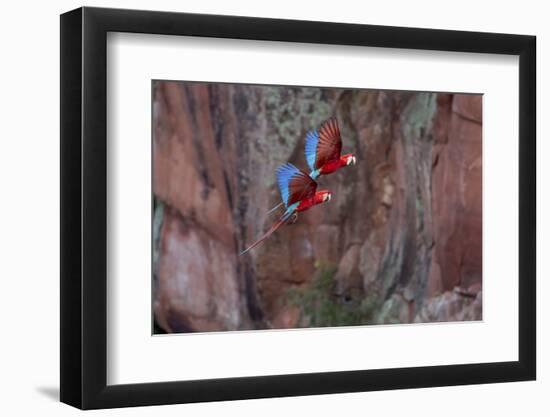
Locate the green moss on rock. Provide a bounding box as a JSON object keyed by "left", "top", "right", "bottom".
{"left": 287, "top": 264, "right": 378, "bottom": 328}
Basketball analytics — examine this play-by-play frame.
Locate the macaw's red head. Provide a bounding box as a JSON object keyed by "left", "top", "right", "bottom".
{"left": 314, "top": 190, "right": 332, "bottom": 205}
{"left": 342, "top": 153, "right": 356, "bottom": 166}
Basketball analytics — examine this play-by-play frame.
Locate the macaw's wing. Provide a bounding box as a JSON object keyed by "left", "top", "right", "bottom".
{"left": 314, "top": 117, "right": 343, "bottom": 169}
{"left": 288, "top": 170, "right": 317, "bottom": 206}
{"left": 276, "top": 163, "right": 318, "bottom": 208}
{"left": 304, "top": 130, "right": 320, "bottom": 172}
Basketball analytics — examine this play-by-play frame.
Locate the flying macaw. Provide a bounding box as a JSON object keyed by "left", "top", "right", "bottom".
{"left": 266, "top": 118, "right": 355, "bottom": 216}
{"left": 240, "top": 162, "right": 332, "bottom": 255}
{"left": 305, "top": 117, "right": 356, "bottom": 180}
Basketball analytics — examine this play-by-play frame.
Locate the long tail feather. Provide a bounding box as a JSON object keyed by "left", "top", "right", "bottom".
{"left": 239, "top": 212, "right": 291, "bottom": 256}
{"left": 266, "top": 201, "right": 284, "bottom": 216}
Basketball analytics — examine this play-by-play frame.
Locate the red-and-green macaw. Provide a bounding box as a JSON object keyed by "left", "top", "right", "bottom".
{"left": 305, "top": 117, "right": 356, "bottom": 180}
{"left": 240, "top": 163, "right": 331, "bottom": 255}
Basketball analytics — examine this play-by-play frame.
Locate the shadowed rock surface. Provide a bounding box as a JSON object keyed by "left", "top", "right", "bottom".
{"left": 152, "top": 81, "right": 482, "bottom": 332}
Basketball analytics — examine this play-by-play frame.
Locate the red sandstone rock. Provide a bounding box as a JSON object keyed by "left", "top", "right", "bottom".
{"left": 154, "top": 208, "right": 248, "bottom": 332}
{"left": 272, "top": 306, "right": 301, "bottom": 329}
{"left": 428, "top": 95, "right": 482, "bottom": 295}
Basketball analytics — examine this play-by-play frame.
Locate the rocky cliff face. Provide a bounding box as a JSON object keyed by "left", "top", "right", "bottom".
{"left": 152, "top": 81, "right": 482, "bottom": 333}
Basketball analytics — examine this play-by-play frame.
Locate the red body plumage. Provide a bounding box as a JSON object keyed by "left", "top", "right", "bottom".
{"left": 319, "top": 154, "right": 355, "bottom": 175}
{"left": 318, "top": 156, "right": 348, "bottom": 176}
{"left": 296, "top": 190, "right": 331, "bottom": 212}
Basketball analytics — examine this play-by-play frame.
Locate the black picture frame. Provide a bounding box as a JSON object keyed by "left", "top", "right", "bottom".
{"left": 60, "top": 6, "right": 536, "bottom": 410}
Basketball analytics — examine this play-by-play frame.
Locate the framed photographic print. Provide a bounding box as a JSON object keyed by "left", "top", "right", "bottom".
{"left": 60, "top": 6, "right": 536, "bottom": 409}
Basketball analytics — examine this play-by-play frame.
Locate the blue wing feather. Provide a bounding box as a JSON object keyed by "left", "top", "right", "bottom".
{"left": 305, "top": 130, "right": 319, "bottom": 172}
{"left": 284, "top": 202, "right": 299, "bottom": 216}
{"left": 276, "top": 163, "right": 300, "bottom": 208}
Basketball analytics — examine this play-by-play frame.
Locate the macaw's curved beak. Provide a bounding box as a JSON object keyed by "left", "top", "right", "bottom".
{"left": 325, "top": 193, "right": 332, "bottom": 203}
{"left": 349, "top": 156, "right": 356, "bottom": 166}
